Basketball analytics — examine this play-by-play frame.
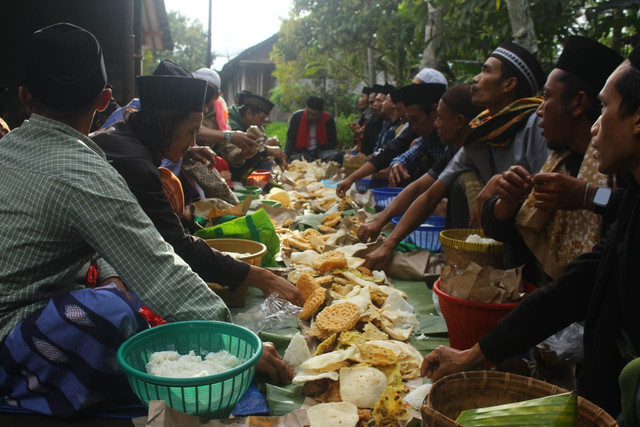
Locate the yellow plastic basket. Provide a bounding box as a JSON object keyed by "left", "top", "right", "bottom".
{"left": 439, "top": 229, "right": 504, "bottom": 269}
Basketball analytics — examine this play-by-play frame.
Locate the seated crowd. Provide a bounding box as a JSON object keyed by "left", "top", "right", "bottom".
{"left": 1, "top": 21, "right": 639, "bottom": 426}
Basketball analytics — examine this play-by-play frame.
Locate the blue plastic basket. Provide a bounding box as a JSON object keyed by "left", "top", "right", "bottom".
{"left": 391, "top": 215, "right": 445, "bottom": 251}
{"left": 371, "top": 187, "right": 404, "bottom": 208}
{"left": 355, "top": 178, "right": 389, "bottom": 193}
{"left": 117, "top": 321, "right": 262, "bottom": 419}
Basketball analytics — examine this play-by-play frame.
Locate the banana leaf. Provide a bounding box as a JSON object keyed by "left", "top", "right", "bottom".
{"left": 454, "top": 392, "right": 577, "bottom": 426}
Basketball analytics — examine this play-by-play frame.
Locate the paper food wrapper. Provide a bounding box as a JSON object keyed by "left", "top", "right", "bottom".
{"left": 139, "top": 401, "right": 310, "bottom": 427}
{"left": 193, "top": 198, "right": 251, "bottom": 221}
{"left": 440, "top": 262, "right": 524, "bottom": 304}
{"left": 388, "top": 250, "right": 444, "bottom": 281}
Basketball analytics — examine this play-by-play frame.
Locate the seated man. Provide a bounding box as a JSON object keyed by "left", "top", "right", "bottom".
{"left": 348, "top": 86, "right": 374, "bottom": 152}
{"left": 227, "top": 92, "right": 287, "bottom": 180}
{"left": 358, "top": 84, "right": 483, "bottom": 250}
{"left": 422, "top": 43, "right": 640, "bottom": 422}
{"left": 284, "top": 95, "right": 340, "bottom": 163}
{"left": 482, "top": 36, "right": 623, "bottom": 285}
{"left": 372, "top": 86, "right": 402, "bottom": 155}
{"left": 0, "top": 23, "right": 291, "bottom": 417}
{"left": 363, "top": 41, "right": 548, "bottom": 271}
{"left": 336, "top": 68, "right": 448, "bottom": 197}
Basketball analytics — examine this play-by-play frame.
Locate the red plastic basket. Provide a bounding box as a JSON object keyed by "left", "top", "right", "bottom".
{"left": 433, "top": 278, "right": 536, "bottom": 350}
{"left": 245, "top": 170, "right": 271, "bottom": 188}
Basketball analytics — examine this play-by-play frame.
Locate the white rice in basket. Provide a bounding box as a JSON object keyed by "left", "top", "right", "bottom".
{"left": 146, "top": 350, "right": 242, "bottom": 378}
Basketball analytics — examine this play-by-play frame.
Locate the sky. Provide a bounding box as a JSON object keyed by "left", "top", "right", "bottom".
{"left": 163, "top": 0, "right": 294, "bottom": 70}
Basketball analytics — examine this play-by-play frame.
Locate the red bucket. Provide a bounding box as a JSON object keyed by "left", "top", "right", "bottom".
{"left": 433, "top": 278, "right": 536, "bottom": 350}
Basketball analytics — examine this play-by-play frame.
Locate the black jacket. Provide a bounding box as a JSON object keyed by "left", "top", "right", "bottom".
{"left": 92, "top": 122, "right": 250, "bottom": 289}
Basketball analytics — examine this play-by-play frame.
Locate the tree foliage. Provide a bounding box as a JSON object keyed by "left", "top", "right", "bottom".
{"left": 271, "top": 0, "right": 639, "bottom": 116}
{"left": 142, "top": 11, "right": 214, "bottom": 75}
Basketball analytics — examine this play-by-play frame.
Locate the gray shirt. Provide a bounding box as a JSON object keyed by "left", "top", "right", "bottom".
{"left": 438, "top": 113, "right": 549, "bottom": 186}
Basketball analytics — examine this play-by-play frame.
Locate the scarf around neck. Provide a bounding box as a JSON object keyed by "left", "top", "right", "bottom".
{"left": 466, "top": 97, "right": 543, "bottom": 147}
{"left": 295, "top": 110, "right": 330, "bottom": 151}
{"left": 515, "top": 139, "right": 609, "bottom": 279}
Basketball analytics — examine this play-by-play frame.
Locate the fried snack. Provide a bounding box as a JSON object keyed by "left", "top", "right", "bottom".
{"left": 288, "top": 235, "right": 314, "bottom": 251}
{"left": 372, "top": 386, "right": 408, "bottom": 425}
{"left": 360, "top": 305, "right": 384, "bottom": 324}
{"left": 354, "top": 343, "right": 397, "bottom": 367}
{"left": 296, "top": 271, "right": 318, "bottom": 302}
{"left": 340, "top": 366, "right": 388, "bottom": 409}
{"left": 323, "top": 212, "right": 343, "bottom": 228}
{"left": 300, "top": 287, "right": 326, "bottom": 320}
{"left": 357, "top": 266, "right": 372, "bottom": 276}
{"left": 318, "top": 224, "right": 336, "bottom": 233}
{"left": 357, "top": 409, "right": 372, "bottom": 427}
{"left": 315, "top": 275, "right": 334, "bottom": 287}
{"left": 314, "top": 379, "right": 342, "bottom": 403}
{"left": 338, "top": 330, "right": 366, "bottom": 348}
{"left": 370, "top": 288, "right": 388, "bottom": 306}
{"left": 307, "top": 320, "right": 331, "bottom": 340}
{"left": 362, "top": 322, "right": 389, "bottom": 341}
{"left": 313, "top": 333, "right": 338, "bottom": 356}
{"left": 316, "top": 302, "right": 360, "bottom": 333}
{"left": 313, "top": 249, "right": 348, "bottom": 274}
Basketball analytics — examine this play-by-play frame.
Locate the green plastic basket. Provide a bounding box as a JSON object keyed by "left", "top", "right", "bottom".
{"left": 116, "top": 321, "right": 262, "bottom": 419}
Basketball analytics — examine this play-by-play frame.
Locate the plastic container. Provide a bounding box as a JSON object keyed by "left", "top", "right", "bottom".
{"left": 355, "top": 178, "right": 389, "bottom": 193}
{"left": 235, "top": 186, "right": 262, "bottom": 197}
{"left": 117, "top": 321, "right": 263, "bottom": 419}
{"left": 245, "top": 170, "right": 272, "bottom": 189}
{"left": 433, "top": 278, "right": 535, "bottom": 350}
{"left": 371, "top": 187, "right": 403, "bottom": 208}
{"left": 391, "top": 215, "right": 445, "bottom": 251}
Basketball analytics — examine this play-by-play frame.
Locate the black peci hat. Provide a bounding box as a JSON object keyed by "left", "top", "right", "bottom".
{"left": 137, "top": 76, "right": 206, "bottom": 112}
{"left": 490, "top": 41, "right": 545, "bottom": 97}
{"left": 402, "top": 83, "right": 447, "bottom": 107}
{"left": 243, "top": 93, "right": 274, "bottom": 115}
{"left": 556, "top": 36, "right": 623, "bottom": 92}
{"left": 25, "top": 23, "right": 107, "bottom": 111}
{"left": 152, "top": 59, "right": 192, "bottom": 77}
{"left": 362, "top": 86, "right": 374, "bottom": 95}
{"left": 306, "top": 95, "right": 324, "bottom": 111}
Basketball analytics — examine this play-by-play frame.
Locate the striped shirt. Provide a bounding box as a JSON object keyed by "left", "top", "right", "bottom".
{"left": 0, "top": 115, "right": 230, "bottom": 342}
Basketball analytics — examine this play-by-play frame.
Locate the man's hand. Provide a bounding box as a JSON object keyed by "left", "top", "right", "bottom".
{"left": 531, "top": 173, "right": 589, "bottom": 210}
{"left": 389, "top": 162, "right": 410, "bottom": 187}
{"left": 357, "top": 220, "right": 383, "bottom": 243}
{"left": 336, "top": 178, "right": 354, "bottom": 198}
{"left": 469, "top": 174, "right": 501, "bottom": 227}
{"left": 421, "top": 344, "right": 488, "bottom": 382}
{"left": 266, "top": 146, "right": 287, "bottom": 164}
{"left": 244, "top": 266, "right": 303, "bottom": 306}
{"left": 348, "top": 122, "right": 363, "bottom": 136}
{"left": 363, "top": 243, "right": 393, "bottom": 271}
{"left": 187, "top": 146, "right": 217, "bottom": 170}
{"left": 255, "top": 342, "right": 294, "bottom": 385}
{"left": 230, "top": 131, "right": 260, "bottom": 153}
{"left": 496, "top": 165, "right": 533, "bottom": 204}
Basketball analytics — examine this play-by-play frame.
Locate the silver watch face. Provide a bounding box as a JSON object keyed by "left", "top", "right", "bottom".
{"left": 593, "top": 187, "right": 612, "bottom": 206}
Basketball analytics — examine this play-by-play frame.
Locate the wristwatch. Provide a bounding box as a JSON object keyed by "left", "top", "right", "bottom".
{"left": 224, "top": 130, "right": 232, "bottom": 144}
{"left": 592, "top": 186, "right": 612, "bottom": 215}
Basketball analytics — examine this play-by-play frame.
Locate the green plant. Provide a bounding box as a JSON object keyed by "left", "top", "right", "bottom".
{"left": 264, "top": 122, "right": 289, "bottom": 149}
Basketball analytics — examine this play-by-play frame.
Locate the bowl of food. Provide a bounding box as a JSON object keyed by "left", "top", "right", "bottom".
{"left": 117, "top": 321, "right": 263, "bottom": 419}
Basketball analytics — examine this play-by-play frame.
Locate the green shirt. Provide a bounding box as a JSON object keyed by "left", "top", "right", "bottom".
{"left": 0, "top": 115, "right": 230, "bottom": 342}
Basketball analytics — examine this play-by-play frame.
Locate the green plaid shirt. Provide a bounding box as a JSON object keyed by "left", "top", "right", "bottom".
{"left": 0, "top": 115, "right": 230, "bottom": 342}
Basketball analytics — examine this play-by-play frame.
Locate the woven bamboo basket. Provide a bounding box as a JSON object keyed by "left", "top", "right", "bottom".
{"left": 439, "top": 229, "right": 504, "bottom": 269}
{"left": 421, "top": 371, "right": 617, "bottom": 426}
{"left": 204, "top": 238, "right": 267, "bottom": 308}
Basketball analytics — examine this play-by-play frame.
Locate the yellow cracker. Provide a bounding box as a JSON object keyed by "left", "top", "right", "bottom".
{"left": 370, "top": 289, "right": 388, "bottom": 307}
{"left": 338, "top": 330, "right": 366, "bottom": 348}
{"left": 315, "top": 275, "right": 334, "bottom": 287}
{"left": 307, "top": 320, "right": 331, "bottom": 340}
{"left": 296, "top": 271, "right": 318, "bottom": 302}
{"left": 362, "top": 322, "right": 389, "bottom": 341}
{"left": 354, "top": 343, "right": 397, "bottom": 367}
{"left": 313, "top": 250, "right": 348, "bottom": 274}
{"left": 316, "top": 302, "right": 360, "bottom": 333}
{"left": 317, "top": 224, "right": 336, "bottom": 233}
{"left": 314, "top": 333, "right": 338, "bottom": 356}
{"left": 300, "top": 287, "right": 326, "bottom": 320}
{"left": 322, "top": 212, "right": 342, "bottom": 227}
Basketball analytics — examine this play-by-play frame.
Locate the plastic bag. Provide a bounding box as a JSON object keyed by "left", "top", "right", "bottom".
{"left": 233, "top": 294, "right": 301, "bottom": 333}
{"left": 543, "top": 322, "right": 584, "bottom": 362}
{"left": 194, "top": 208, "right": 280, "bottom": 267}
